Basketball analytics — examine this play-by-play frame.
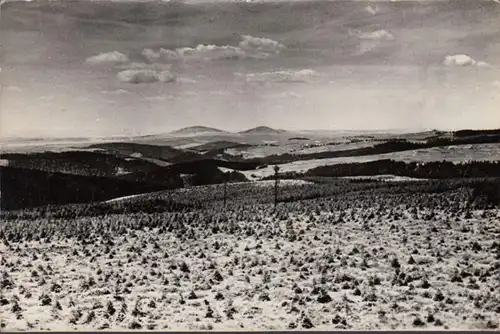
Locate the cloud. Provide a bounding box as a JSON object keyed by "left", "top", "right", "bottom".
{"left": 85, "top": 53, "right": 177, "bottom": 85}
{"left": 85, "top": 51, "right": 129, "bottom": 65}
{"left": 443, "top": 54, "right": 476, "bottom": 67}
{"left": 141, "top": 35, "right": 285, "bottom": 63}
{"left": 350, "top": 29, "right": 395, "bottom": 55}
{"left": 114, "top": 63, "right": 176, "bottom": 84}
{"left": 493, "top": 80, "right": 500, "bottom": 88}
{"left": 177, "top": 45, "right": 246, "bottom": 61}
{"left": 117, "top": 62, "right": 173, "bottom": 71}
{"left": 442, "top": 54, "right": 494, "bottom": 68}
{"left": 116, "top": 69, "right": 176, "bottom": 84}
{"left": 238, "top": 35, "right": 286, "bottom": 54}
{"left": 365, "top": 4, "right": 380, "bottom": 15}
{"left": 142, "top": 48, "right": 180, "bottom": 63}
{"left": 356, "top": 29, "right": 395, "bottom": 41}
{"left": 142, "top": 48, "right": 163, "bottom": 62}
{"left": 476, "top": 61, "right": 492, "bottom": 68}
{"left": 142, "top": 45, "right": 245, "bottom": 62}
{"left": 236, "top": 69, "right": 318, "bottom": 83}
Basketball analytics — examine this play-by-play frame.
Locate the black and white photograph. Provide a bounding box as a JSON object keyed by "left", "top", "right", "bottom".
{"left": 1, "top": 0, "right": 500, "bottom": 330}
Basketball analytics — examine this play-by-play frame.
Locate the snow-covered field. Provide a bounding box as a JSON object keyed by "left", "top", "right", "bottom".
{"left": 252, "top": 180, "right": 314, "bottom": 187}
{"left": 1, "top": 187, "right": 499, "bottom": 331}
{"left": 104, "top": 194, "right": 148, "bottom": 204}
{"left": 105, "top": 180, "right": 315, "bottom": 204}
{"left": 339, "top": 175, "right": 427, "bottom": 182}
{"left": 224, "top": 141, "right": 371, "bottom": 159}
{"left": 241, "top": 143, "right": 500, "bottom": 180}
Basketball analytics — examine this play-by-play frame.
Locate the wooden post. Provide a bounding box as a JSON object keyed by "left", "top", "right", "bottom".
{"left": 273, "top": 165, "right": 280, "bottom": 209}
{"left": 223, "top": 174, "right": 228, "bottom": 209}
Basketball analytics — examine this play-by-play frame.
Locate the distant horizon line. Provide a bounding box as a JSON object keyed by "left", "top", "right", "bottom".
{"left": 2, "top": 125, "right": 499, "bottom": 141}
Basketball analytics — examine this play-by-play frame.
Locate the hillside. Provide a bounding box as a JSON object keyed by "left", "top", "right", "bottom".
{"left": 0, "top": 150, "right": 161, "bottom": 177}
{"left": 4, "top": 131, "right": 499, "bottom": 185}
{"left": 453, "top": 129, "right": 500, "bottom": 138}
{"left": 189, "top": 141, "right": 251, "bottom": 153}
{"left": 1, "top": 173, "right": 499, "bottom": 331}
{"left": 119, "top": 159, "right": 253, "bottom": 188}
{"left": 0, "top": 157, "right": 258, "bottom": 211}
{"left": 0, "top": 166, "right": 174, "bottom": 211}
{"left": 169, "top": 126, "right": 227, "bottom": 136}
{"left": 245, "top": 134, "right": 500, "bottom": 165}
{"left": 303, "top": 159, "right": 500, "bottom": 180}
{"left": 87, "top": 142, "right": 201, "bottom": 163}
{"left": 239, "top": 126, "right": 287, "bottom": 135}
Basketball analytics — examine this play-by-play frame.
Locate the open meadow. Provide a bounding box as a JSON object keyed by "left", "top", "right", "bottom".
{"left": 1, "top": 179, "right": 499, "bottom": 331}
{"left": 2, "top": 0, "right": 500, "bottom": 329}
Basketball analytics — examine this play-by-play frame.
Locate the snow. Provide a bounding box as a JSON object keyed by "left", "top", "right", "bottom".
{"left": 252, "top": 179, "right": 314, "bottom": 187}
{"left": 115, "top": 167, "right": 131, "bottom": 176}
{"left": 240, "top": 143, "right": 500, "bottom": 180}
{"left": 174, "top": 143, "right": 204, "bottom": 149}
{"left": 225, "top": 141, "right": 371, "bottom": 159}
{"left": 340, "top": 175, "right": 427, "bottom": 182}
{"left": 104, "top": 193, "right": 146, "bottom": 203}
{"left": 1, "top": 198, "right": 499, "bottom": 331}
{"left": 218, "top": 167, "right": 236, "bottom": 173}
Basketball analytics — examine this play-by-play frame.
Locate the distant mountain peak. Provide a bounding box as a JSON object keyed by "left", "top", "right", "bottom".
{"left": 170, "top": 126, "right": 226, "bottom": 135}
{"left": 240, "top": 126, "right": 286, "bottom": 134}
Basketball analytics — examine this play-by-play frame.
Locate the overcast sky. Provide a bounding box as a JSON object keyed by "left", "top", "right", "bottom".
{"left": 1, "top": 0, "right": 499, "bottom": 138}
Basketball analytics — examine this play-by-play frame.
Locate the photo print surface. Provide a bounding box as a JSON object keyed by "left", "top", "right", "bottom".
{"left": 1, "top": 0, "right": 500, "bottom": 331}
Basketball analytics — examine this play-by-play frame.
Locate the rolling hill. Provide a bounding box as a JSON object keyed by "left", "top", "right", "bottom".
{"left": 239, "top": 126, "right": 287, "bottom": 135}
{"left": 189, "top": 140, "right": 251, "bottom": 152}
{"left": 119, "top": 159, "right": 250, "bottom": 188}
{"left": 0, "top": 166, "right": 174, "bottom": 211}
{"left": 0, "top": 158, "right": 256, "bottom": 210}
{"left": 169, "top": 126, "right": 227, "bottom": 136}
{"left": 0, "top": 150, "right": 161, "bottom": 178}
{"left": 87, "top": 142, "right": 201, "bottom": 163}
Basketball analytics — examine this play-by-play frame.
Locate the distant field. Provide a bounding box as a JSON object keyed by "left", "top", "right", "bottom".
{"left": 225, "top": 140, "right": 374, "bottom": 159}
{"left": 242, "top": 143, "right": 500, "bottom": 179}
{"left": 340, "top": 175, "right": 427, "bottom": 182}
{"left": 1, "top": 179, "right": 499, "bottom": 330}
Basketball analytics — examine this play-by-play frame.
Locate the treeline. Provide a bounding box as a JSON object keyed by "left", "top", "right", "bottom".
{"left": 453, "top": 129, "right": 500, "bottom": 138}
{"left": 5, "top": 134, "right": 499, "bottom": 180}
{"left": 0, "top": 166, "right": 173, "bottom": 211}
{"left": 121, "top": 159, "right": 250, "bottom": 187}
{"left": 0, "top": 198, "right": 200, "bottom": 221}
{"left": 305, "top": 159, "right": 500, "bottom": 179}
{"left": 469, "top": 179, "right": 500, "bottom": 208}
{"left": 247, "top": 136, "right": 500, "bottom": 165}
{"left": 270, "top": 174, "right": 500, "bottom": 208}
{"left": 428, "top": 135, "right": 500, "bottom": 146}
{"left": 88, "top": 142, "right": 201, "bottom": 163}
{"left": 2, "top": 150, "right": 259, "bottom": 178}
{"left": 1, "top": 151, "right": 160, "bottom": 177}
{"left": 247, "top": 140, "right": 424, "bottom": 165}
{"left": 0, "top": 160, "right": 250, "bottom": 211}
